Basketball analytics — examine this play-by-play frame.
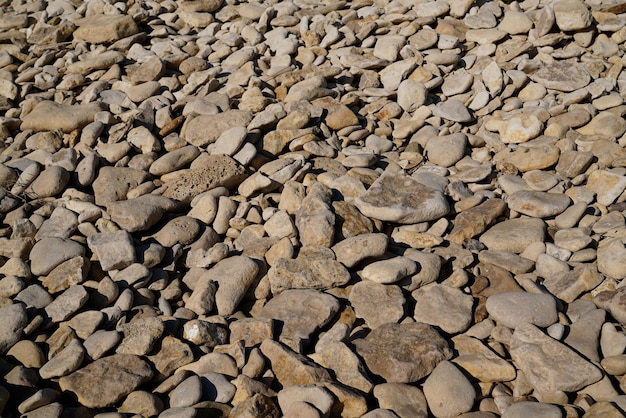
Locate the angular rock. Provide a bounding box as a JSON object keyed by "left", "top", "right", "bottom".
{"left": 355, "top": 171, "right": 449, "bottom": 224}
{"left": 412, "top": 284, "right": 474, "bottom": 334}
{"left": 87, "top": 231, "right": 135, "bottom": 272}
{"left": 0, "top": 303, "right": 27, "bottom": 355}
{"left": 59, "top": 354, "right": 153, "bottom": 409}
{"left": 510, "top": 324, "right": 603, "bottom": 393}
{"left": 268, "top": 258, "right": 350, "bottom": 294}
{"left": 74, "top": 14, "right": 139, "bottom": 43}
{"left": 259, "top": 339, "right": 332, "bottom": 387}
{"left": 354, "top": 322, "right": 452, "bottom": 383}
{"left": 349, "top": 281, "right": 405, "bottom": 330}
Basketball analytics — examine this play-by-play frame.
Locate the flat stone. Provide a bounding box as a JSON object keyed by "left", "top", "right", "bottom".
{"left": 312, "top": 337, "right": 373, "bottom": 393}
{"left": 586, "top": 170, "right": 626, "bottom": 206}
{"left": 412, "top": 284, "right": 475, "bottom": 334}
{"left": 373, "top": 383, "right": 428, "bottom": 418}
{"left": 479, "top": 218, "right": 545, "bottom": 253}
{"left": 148, "top": 336, "right": 194, "bottom": 378}
{"left": 24, "top": 166, "right": 70, "bottom": 199}
{"left": 59, "top": 354, "right": 153, "bottom": 409}
{"left": 108, "top": 197, "right": 168, "bottom": 232}
{"left": 452, "top": 334, "right": 516, "bottom": 383}
{"left": 268, "top": 258, "right": 350, "bottom": 294}
{"left": 349, "top": 281, "right": 405, "bottom": 329}
{"left": 182, "top": 110, "right": 253, "bottom": 147}
{"left": 152, "top": 216, "right": 201, "bottom": 247}
{"left": 39, "top": 339, "right": 85, "bottom": 379}
{"left": 74, "top": 14, "right": 139, "bottom": 43}
{"left": 44, "top": 285, "right": 89, "bottom": 323}
{"left": 597, "top": 238, "right": 626, "bottom": 280}
{"left": 117, "top": 317, "right": 164, "bottom": 356}
{"left": 256, "top": 289, "right": 340, "bottom": 349}
{"left": 119, "top": 391, "right": 164, "bottom": 417}
{"left": 433, "top": 99, "right": 472, "bottom": 123}
{"left": 510, "top": 324, "right": 603, "bottom": 393}
{"left": 485, "top": 113, "right": 543, "bottom": 144}
{"left": 296, "top": 182, "right": 335, "bottom": 247}
{"left": 150, "top": 145, "right": 201, "bottom": 176}
{"left": 92, "top": 167, "right": 150, "bottom": 206}
{"left": 448, "top": 199, "right": 506, "bottom": 244}
{"left": 87, "top": 231, "right": 135, "bottom": 272}
{"left": 277, "top": 385, "right": 334, "bottom": 417}
{"left": 501, "top": 402, "right": 563, "bottom": 418}
{"left": 507, "top": 190, "right": 571, "bottom": 218}
{"left": 594, "top": 287, "right": 626, "bottom": 325}
{"left": 170, "top": 375, "right": 202, "bottom": 408}
{"left": 553, "top": 0, "right": 591, "bottom": 31}
{"left": 486, "top": 291, "right": 558, "bottom": 329}
{"left": 425, "top": 133, "right": 467, "bottom": 167}
{"left": 159, "top": 155, "right": 247, "bottom": 203}
{"left": 354, "top": 322, "right": 452, "bottom": 383}
{"left": 530, "top": 61, "right": 591, "bottom": 92}
{"left": 496, "top": 144, "right": 561, "bottom": 172}
{"left": 21, "top": 101, "right": 105, "bottom": 133}
{"left": 259, "top": 339, "right": 332, "bottom": 387}
{"left": 355, "top": 171, "right": 449, "bottom": 224}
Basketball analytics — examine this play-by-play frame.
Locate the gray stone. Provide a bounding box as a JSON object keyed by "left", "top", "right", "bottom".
{"left": 0, "top": 303, "right": 27, "bottom": 354}
{"left": 349, "top": 281, "right": 405, "bottom": 329}
{"left": 413, "top": 284, "right": 474, "bottom": 334}
{"left": 423, "top": 361, "right": 476, "bottom": 418}
{"left": 268, "top": 257, "right": 350, "bottom": 294}
{"left": 355, "top": 171, "right": 449, "bottom": 224}
{"left": 87, "top": 231, "right": 135, "bottom": 272}
{"left": 486, "top": 291, "right": 558, "bottom": 329}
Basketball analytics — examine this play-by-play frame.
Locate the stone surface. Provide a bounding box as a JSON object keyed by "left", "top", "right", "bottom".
{"left": 486, "top": 292, "right": 558, "bottom": 329}
{"left": 355, "top": 171, "right": 449, "bottom": 224}
{"left": 354, "top": 323, "right": 452, "bottom": 383}
{"left": 423, "top": 361, "right": 476, "bottom": 417}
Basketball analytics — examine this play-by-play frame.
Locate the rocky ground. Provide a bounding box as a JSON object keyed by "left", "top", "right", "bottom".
{"left": 3, "top": 0, "right": 626, "bottom": 416}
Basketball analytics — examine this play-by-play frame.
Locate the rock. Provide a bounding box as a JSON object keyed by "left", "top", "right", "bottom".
{"left": 74, "top": 14, "right": 139, "bottom": 43}
{"left": 452, "top": 334, "right": 516, "bottom": 383}
{"left": 39, "top": 339, "right": 85, "bottom": 379}
{"left": 268, "top": 257, "right": 350, "bottom": 294}
{"left": 425, "top": 133, "right": 467, "bottom": 168}
{"left": 150, "top": 145, "right": 200, "bottom": 176}
{"left": 259, "top": 339, "right": 332, "bottom": 387}
{"left": 92, "top": 167, "right": 150, "bottom": 206}
{"left": 170, "top": 375, "right": 203, "bottom": 408}
{"left": 44, "top": 285, "right": 89, "bottom": 323}
{"left": 182, "top": 110, "right": 253, "bottom": 147}
{"left": 485, "top": 113, "right": 543, "bottom": 144}
{"left": 355, "top": 171, "right": 449, "bottom": 224}
{"left": 256, "top": 289, "right": 339, "bottom": 349}
{"left": 506, "top": 190, "right": 571, "bottom": 218}
{"left": 501, "top": 402, "right": 562, "bottom": 418}
{"left": 480, "top": 218, "right": 545, "bottom": 253}
{"left": 349, "top": 281, "right": 405, "bottom": 329}
{"left": 108, "top": 196, "right": 169, "bottom": 232}
{"left": 159, "top": 155, "right": 247, "bottom": 203}
{"left": 354, "top": 322, "right": 452, "bottom": 383}
{"left": 148, "top": 336, "right": 194, "bottom": 378}
{"left": 412, "top": 284, "right": 474, "bottom": 334}
{"left": 530, "top": 61, "right": 591, "bottom": 92}
{"left": 87, "top": 231, "right": 135, "bottom": 272}
{"left": 594, "top": 287, "right": 626, "bottom": 325}
{"left": 423, "top": 361, "right": 476, "bottom": 417}
{"left": 312, "top": 338, "right": 374, "bottom": 393}
{"left": 553, "top": 0, "right": 591, "bottom": 31}
{"left": 59, "top": 354, "right": 153, "bottom": 408}
{"left": 433, "top": 100, "right": 472, "bottom": 123}
{"left": 119, "top": 391, "right": 164, "bottom": 417}
{"left": 373, "top": 383, "right": 428, "bottom": 418}
{"left": 486, "top": 291, "right": 558, "bottom": 329}
{"left": 510, "top": 324, "right": 603, "bottom": 393}
{"left": 21, "top": 101, "right": 104, "bottom": 133}
{"left": 332, "top": 233, "right": 388, "bottom": 268}
{"left": 24, "top": 166, "right": 69, "bottom": 199}
{"left": 448, "top": 199, "right": 506, "bottom": 244}
{"left": 586, "top": 170, "right": 626, "bottom": 206}
{"left": 397, "top": 80, "right": 427, "bottom": 113}
{"left": 0, "top": 303, "right": 27, "bottom": 354}
{"left": 296, "top": 182, "right": 335, "bottom": 248}
{"left": 277, "top": 385, "right": 335, "bottom": 417}
{"left": 117, "top": 317, "right": 164, "bottom": 356}
{"left": 360, "top": 256, "right": 417, "bottom": 284}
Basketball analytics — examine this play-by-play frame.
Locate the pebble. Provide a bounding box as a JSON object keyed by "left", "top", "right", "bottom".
{"left": 0, "top": 0, "right": 625, "bottom": 415}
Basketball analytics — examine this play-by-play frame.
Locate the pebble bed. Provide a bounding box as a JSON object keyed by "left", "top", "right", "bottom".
{"left": 3, "top": 0, "right": 626, "bottom": 416}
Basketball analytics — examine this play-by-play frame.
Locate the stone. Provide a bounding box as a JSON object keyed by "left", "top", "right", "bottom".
{"left": 117, "top": 317, "right": 164, "bottom": 356}
{"left": 359, "top": 256, "right": 417, "bottom": 284}
{"left": 485, "top": 113, "right": 543, "bottom": 144}
{"left": 259, "top": 339, "right": 332, "bottom": 387}
{"left": 148, "top": 336, "right": 194, "bottom": 377}
{"left": 182, "top": 320, "right": 228, "bottom": 347}
{"left": 268, "top": 257, "right": 350, "bottom": 294}
{"left": 230, "top": 394, "right": 279, "bottom": 418}
{"left": 353, "top": 322, "right": 452, "bottom": 383}
{"left": 597, "top": 239, "right": 626, "bottom": 280}
{"left": 59, "top": 354, "right": 153, "bottom": 408}
{"left": 182, "top": 110, "right": 253, "bottom": 147}
{"left": 201, "top": 373, "right": 236, "bottom": 403}
{"left": 530, "top": 61, "right": 591, "bottom": 92}
{"left": 486, "top": 291, "right": 558, "bottom": 329}
{"left": 373, "top": 383, "right": 428, "bottom": 418}
{"left": 586, "top": 170, "right": 626, "bottom": 206}
{"left": 44, "top": 285, "right": 89, "bottom": 324}
{"left": 594, "top": 287, "right": 626, "bottom": 326}
{"left": 425, "top": 133, "right": 467, "bottom": 168}
{"left": 159, "top": 155, "right": 247, "bottom": 203}
{"left": 499, "top": 10, "right": 533, "bottom": 34}
{"left": 480, "top": 218, "right": 545, "bottom": 253}
{"left": 355, "top": 171, "right": 449, "bottom": 224}
{"left": 452, "top": 334, "right": 516, "bottom": 382}
{"left": 0, "top": 303, "right": 27, "bottom": 354}
{"left": 39, "top": 339, "right": 85, "bottom": 379}
{"left": 256, "top": 289, "right": 339, "bottom": 348}
{"left": 412, "top": 284, "right": 475, "bottom": 334}
{"left": 448, "top": 199, "right": 506, "bottom": 244}
{"left": 92, "top": 167, "right": 150, "bottom": 206}
{"left": 433, "top": 99, "right": 472, "bottom": 123}
{"left": 349, "top": 281, "right": 405, "bottom": 330}
{"left": 277, "top": 385, "right": 334, "bottom": 417}
{"left": 296, "top": 182, "right": 335, "bottom": 248}
{"left": 152, "top": 216, "right": 201, "bottom": 247}
{"left": 506, "top": 190, "right": 571, "bottom": 218}
{"left": 74, "top": 14, "right": 139, "bottom": 43}
{"left": 553, "top": 0, "right": 591, "bottom": 31}
{"left": 423, "top": 361, "right": 476, "bottom": 418}
{"left": 150, "top": 145, "right": 200, "bottom": 176}
{"left": 332, "top": 233, "right": 388, "bottom": 268}
{"left": 397, "top": 80, "right": 427, "bottom": 113}
{"left": 119, "top": 391, "right": 164, "bottom": 417}
{"left": 501, "top": 402, "right": 562, "bottom": 418}
{"left": 510, "top": 324, "right": 603, "bottom": 393}
{"left": 21, "top": 101, "right": 104, "bottom": 133}
{"left": 170, "top": 375, "right": 202, "bottom": 408}
{"left": 312, "top": 338, "right": 374, "bottom": 393}
{"left": 87, "top": 231, "right": 135, "bottom": 271}
{"left": 24, "top": 166, "right": 69, "bottom": 199}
